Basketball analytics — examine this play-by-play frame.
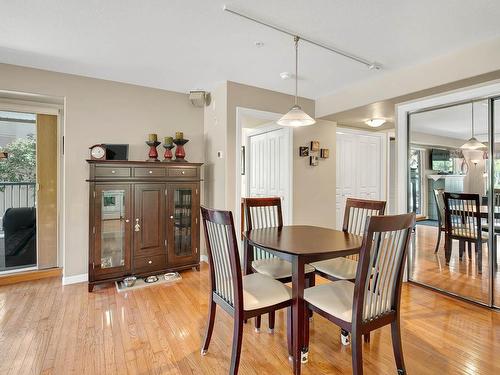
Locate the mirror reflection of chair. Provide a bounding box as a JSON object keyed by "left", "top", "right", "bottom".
{"left": 443, "top": 192, "right": 485, "bottom": 273}
{"left": 433, "top": 188, "right": 447, "bottom": 254}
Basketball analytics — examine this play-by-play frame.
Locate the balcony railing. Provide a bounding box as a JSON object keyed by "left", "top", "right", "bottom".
{"left": 0, "top": 182, "right": 36, "bottom": 217}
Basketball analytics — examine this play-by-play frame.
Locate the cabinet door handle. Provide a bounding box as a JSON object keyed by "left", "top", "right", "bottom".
{"left": 111, "top": 170, "right": 116, "bottom": 174}
{"left": 170, "top": 215, "right": 174, "bottom": 219}
{"left": 148, "top": 170, "right": 153, "bottom": 174}
{"left": 125, "top": 219, "right": 130, "bottom": 223}
{"left": 181, "top": 170, "right": 185, "bottom": 175}
{"left": 148, "top": 260, "right": 153, "bottom": 264}
{"left": 134, "top": 218, "right": 140, "bottom": 232}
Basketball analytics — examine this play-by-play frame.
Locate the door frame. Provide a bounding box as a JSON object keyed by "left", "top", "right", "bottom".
{"left": 235, "top": 107, "right": 293, "bottom": 235}
{"left": 0, "top": 95, "right": 64, "bottom": 275}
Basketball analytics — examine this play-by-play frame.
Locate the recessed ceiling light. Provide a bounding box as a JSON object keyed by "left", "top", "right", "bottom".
{"left": 254, "top": 41, "right": 264, "bottom": 47}
{"left": 280, "top": 71, "right": 293, "bottom": 80}
{"left": 365, "top": 118, "right": 386, "bottom": 127}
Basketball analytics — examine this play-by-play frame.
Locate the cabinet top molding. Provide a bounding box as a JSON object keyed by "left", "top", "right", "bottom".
{"left": 86, "top": 160, "right": 203, "bottom": 166}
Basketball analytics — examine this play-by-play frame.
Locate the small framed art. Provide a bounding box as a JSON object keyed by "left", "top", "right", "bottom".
{"left": 320, "top": 148, "right": 330, "bottom": 158}
{"left": 310, "top": 140, "right": 320, "bottom": 152}
{"left": 299, "top": 146, "right": 309, "bottom": 157}
{"left": 310, "top": 155, "right": 319, "bottom": 166}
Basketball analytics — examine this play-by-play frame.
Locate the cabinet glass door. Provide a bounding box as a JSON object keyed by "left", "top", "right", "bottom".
{"left": 168, "top": 183, "right": 198, "bottom": 265}
{"left": 94, "top": 185, "right": 131, "bottom": 276}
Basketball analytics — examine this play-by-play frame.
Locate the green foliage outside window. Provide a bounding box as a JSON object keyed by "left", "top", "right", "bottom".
{"left": 0, "top": 134, "right": 36, "bottom": 182}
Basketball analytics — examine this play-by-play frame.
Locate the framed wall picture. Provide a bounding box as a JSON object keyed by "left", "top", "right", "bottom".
{"left": 320, "top": 148, "right": 330, "bottom": 158}
{"left": 310, "top": 155, "right": 319, "bottom": 166}
{"left": 311, "top": 140, "right": 320, "bottom": 152}
{"left": 106, "top": 144, "right": 129, "bottom": 160}
{"left": 299, "top": 146, "right": 309, "bottom": 157}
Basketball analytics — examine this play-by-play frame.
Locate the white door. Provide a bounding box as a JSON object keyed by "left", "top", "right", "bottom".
{"left": 336, "top": 130, "right": 385, "bottom": 229}
{"left": 247, "top": 127, "right": 291, "bottom": 224}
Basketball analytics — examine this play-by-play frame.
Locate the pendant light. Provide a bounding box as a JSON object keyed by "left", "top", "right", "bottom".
{"left": 461, "top": 101, "right": 486, "bottom": 150}
{"left": 277, "top": 36, "right": 316, "bottom": 127}
{"left": 461, "top": 101, "right": 486, "bottom": 167}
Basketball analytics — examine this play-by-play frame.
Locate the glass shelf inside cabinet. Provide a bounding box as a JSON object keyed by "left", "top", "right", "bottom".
{"left": 100, "top": 189, "right": 126, "bottom": 268}
{"left": 173, "top": 188, "right": 192, "bottom": 258}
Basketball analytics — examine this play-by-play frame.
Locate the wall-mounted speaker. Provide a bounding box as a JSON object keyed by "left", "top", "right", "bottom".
{"left": 189, "top": 90, "right": 210, "bottom": 107}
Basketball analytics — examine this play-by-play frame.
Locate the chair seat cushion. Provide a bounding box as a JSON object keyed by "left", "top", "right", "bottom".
{"left": 304, "top": 280, "right": 354, "bottom": 322}
{"left": 252, "top": 258, "right": 315, "bottom": 279}
{"left": 242, "top": 273, "right": 292, "bottom": 311}
{"left": 311, "top": 258, "right": 358, "bottom": 280}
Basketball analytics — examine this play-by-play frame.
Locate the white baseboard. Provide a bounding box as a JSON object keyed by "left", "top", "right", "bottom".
{"left": 200, "top": 255, "right": 208, "bottom": 263}
{"left": 62, "top": 273, "right": 88, "bottom": 285}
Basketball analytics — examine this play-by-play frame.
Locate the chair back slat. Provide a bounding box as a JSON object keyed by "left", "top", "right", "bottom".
{"left": 443, "top": 192, "right": 481, "bottom": 240}
{"left": 242, "top": 197, "right": 283, "bottom": 260}
{"left": 343, "top": 198, "right": 386, "bottom": 260}
{"left": 201, "top": 206, "right": 242, "bottom": 309}
{"left": 353, "top": 214, "right": 415, "bottom": 323}
{"left": 494, "top": 189, "right": 500, "bottom": 226}
{"left": 433, "top": 188, "right": 446, "bottom": 229}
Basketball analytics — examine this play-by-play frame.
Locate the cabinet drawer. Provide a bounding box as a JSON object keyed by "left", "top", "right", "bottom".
{"left": 133, "top": 167, "right": 165, "bottom": 177}
{"left": 95, "top": 167, "right": 131, "bottom": 177}
{"left": 134, "top": 255, "right": 167, "bottom": 273}
{"left": 167, "top": 167, "right": 197, "bottom": 178}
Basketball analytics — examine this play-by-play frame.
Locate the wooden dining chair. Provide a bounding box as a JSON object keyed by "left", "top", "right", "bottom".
{"left": 433, "top": 188, "right": 447, "bottom": 253}
{"left": 443, "top": 192, "right": 485, "bottom": 273}
{"left": 241, "top": 197, "right": 315, "bottom": 332}
{"left": 303, "top": 213, "right": 415, "bottom": 375}
{"left": 200, "top": 206, "right": 292, "bottom": 375}
{"left": 312, "top": 198, "right": 386, "bottom": 281}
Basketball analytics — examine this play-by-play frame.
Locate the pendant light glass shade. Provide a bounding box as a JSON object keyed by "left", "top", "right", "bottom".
{"left": 277, "top": 105, "right": 316, "bottom": 127}
{"left": 460, "top": 137, "right": 486, "bottom": 150}
{"left": 461, "top": 101, "right": 486, "bottom": 150}
{"left": 278, "top": 36, "right": 316, "bottom": 127}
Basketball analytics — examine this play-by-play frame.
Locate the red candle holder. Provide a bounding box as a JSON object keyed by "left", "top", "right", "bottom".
{"left": 163, "top": 144, "right": 175, "bottom": 162}
{"left": 173, "top": 138, "right": 189, "bottom": 162}
{"left": 146, "top": 141, "right": 161, "bottom": 162}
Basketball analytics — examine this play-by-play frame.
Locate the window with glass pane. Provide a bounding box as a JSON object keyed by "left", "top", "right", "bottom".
{"left": 173, "top": 188, "right": 192, "bottom": 257}
{"left": 100, "top": 190, "right": 126, "bottom": 268}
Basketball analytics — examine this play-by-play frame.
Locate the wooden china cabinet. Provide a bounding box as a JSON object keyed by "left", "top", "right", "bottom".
{"left": 87, "top": 160, "right": 202, "bottom": 291}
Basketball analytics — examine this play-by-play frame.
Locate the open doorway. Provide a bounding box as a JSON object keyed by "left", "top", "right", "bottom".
{"left": 236, "top": 108, "right": 293, "bottom": 234}
{"left": 0, "top": 109, "right": 58, "bottom": 272}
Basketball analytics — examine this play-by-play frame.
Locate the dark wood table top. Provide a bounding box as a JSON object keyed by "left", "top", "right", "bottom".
{"left": 244, "top": 225, "right": 362, "bottom": 258}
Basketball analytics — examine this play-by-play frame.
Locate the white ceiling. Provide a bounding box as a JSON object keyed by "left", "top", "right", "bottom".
{"left": 2, "top": 1, "right": 500, "bottom": 99}
{"left": 409, "top": 100, "right": 500, "bottom": 142}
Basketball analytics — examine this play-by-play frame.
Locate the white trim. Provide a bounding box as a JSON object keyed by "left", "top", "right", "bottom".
{"left": 62, "top": 273, "right": 88, "bottom": 285}
{"left": 234, "top": 107, "right": 293, "bottom": 235}
{"left": 200, "top": 255, "right": 208, "bottom": 263}
{"left": 0, "top": 95, "right": 65, "bottom": 272}
{"left": 0, "top": 266, "right": 38, "bottom": 276}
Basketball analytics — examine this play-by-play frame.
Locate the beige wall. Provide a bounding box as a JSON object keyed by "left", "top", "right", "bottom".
{"left": 0, "top": 63, "right": 204, "bottom": 278}
{"left": 292, "top": 119, "right": 337, "bottom": 227}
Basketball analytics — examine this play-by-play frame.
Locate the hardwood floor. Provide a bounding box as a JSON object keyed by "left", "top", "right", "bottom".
{"left": 0, "top": 264, "right": 499, "bottom": 374}
{"left": 410, "top": 223, "right": 500, "bottom": 304}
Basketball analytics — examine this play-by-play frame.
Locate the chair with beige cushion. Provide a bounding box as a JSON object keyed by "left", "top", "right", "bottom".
{"left": 444, "top": 192, "right": 486, "bottom": 273}
{"left": 242, "top": 197, "right": 315, "bottom": 331}
{"left": 200, "top": 206, "right": 292, "bottom": 375}
{"left": 304, "top": 213, "right": 415, "bottom": 375}
{"left": 312, "top": 198, "right": 386, "bottom": 281}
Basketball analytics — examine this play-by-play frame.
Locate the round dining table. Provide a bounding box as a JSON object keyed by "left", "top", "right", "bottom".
{"left": 243, "top": 225, "right": 362, "bottom": 375}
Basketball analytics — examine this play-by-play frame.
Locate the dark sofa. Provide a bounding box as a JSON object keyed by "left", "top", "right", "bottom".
{"left": 3, "top": 207, "right": 36, "bottom": 268}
